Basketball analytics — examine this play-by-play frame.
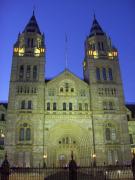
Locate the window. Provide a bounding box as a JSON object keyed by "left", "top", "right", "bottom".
{"left": 102, "top": 68, "right": 107, "bottom": 80}
{"left": 98, "top": 42, "right": 101, "bottom": 50}
{"left": 105, "top": 128, "right": 111, "bottom": 141}
{"left": 19, "top": 125, "right": 31, "bottom": 142}
{"left": 53, "top": 103, "right": 57, "bottom": 111}
{"left": 129, "top": 134, "right": 133, "bottom": 144}
{"left": 109, "top": 101, "right": 113, "bottom": 110}
{"left": 28, "top": 101, "right": 32, "bottom": 109}
{"left": 71, "top": 88, "right": 74, "bottom": 92}
{"left": 85, "top": 103, "right": 88, "bottom": 111}
{"left": 19, "top": 65, "right": 24, "bottom": 80}
{"left": 47, "top": 102, "right": 50, "bottom": 111}
{"left": 112, "top": 128, "right": 116, "bottom": 140}
{"left": 127, "top": 115, "right": 130, "bottom": 121}
{"left": 69, "top": 103, "right": 72, "bottom": 111}
{"left": 1, "top": 114, "right": 5, "bottom": 121}
{"left": 33, "top": 66, "right": 37, "bottom": 80}
{"left": 26, "top": 128, "right": 31, "bottom": 141}
{"left": 79, "top": 103, "right": 82, "bottom": 111}
{"left": 26, "top": 65, "right": 31, "bottom": 80}
{"left": 21, "top": 100, "right": 25, "bottom": 109}
{"left": 108, "top": 68, "right": 113, "bottom": 81}
{"left": 19, "top": 128, "right": 25, "bottom": 141}
{"left": 63, "top": 103, "right": 66, "bottom": 111}
{"left": 101, "top": 42, "right": 104, "bottom": 50}
{"left": 96, "top": 68, "right": 100, "bottom": 81}
{"left": 103, "top": 102, "right": 107, "bottom": 110}
{"left": 60, "top": 87, "right": 63, "bottom": 92}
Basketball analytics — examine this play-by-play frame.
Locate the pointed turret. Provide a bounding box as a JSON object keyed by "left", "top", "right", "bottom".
{"left": 89, "top": 15, "right": 105, "bottom": 37}
{"left": 23, "top": 11, "right": 41, "bottom": 34}
{"left": 13, "top": 12, "right": 45, "bottom": 57}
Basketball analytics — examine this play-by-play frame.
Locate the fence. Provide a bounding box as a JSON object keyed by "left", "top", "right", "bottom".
{"left": 0, "top": 155, "right": 134, "bottom": 180}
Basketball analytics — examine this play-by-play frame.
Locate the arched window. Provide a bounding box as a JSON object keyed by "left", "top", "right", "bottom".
{"left": 28, "top": 100, "right": 32, "bottom": 109}
{"left": 21, "top": 100, "right": 25, "bottom": 109}
{"left": 47, "top": 102, "right": 50, "bottom": 111}
{"left": 102, "top": 68, "right": 107, "bottom": 80}
{"left": 19, "top": 65, "right": 24, "bottom": 80}
{"left": 108, "top": 68, "right": 113, "bottom": 81}
{"left": 96, "top": 67, "right": 100, "bottom": 81}
{"left": 33, "top": 66, "right": 37, "bottom": 80}
{"left": 19, "top": 124, "right": 31, "bottom": 142}
{"left": 26, "top": 128, "right": 31, "bottom": 141}
{"left": 19, "top": 128, "right": 25, "bottom": 141}
{"left": 60, "top": 87, "right": 63, "bottom": 92}
{"left": 63, "top": 103, "right": 66, "bottom": 111}
{"left": 85, "top": 103, "right": 88, "bottom": 111}
{"left": 53, "top": 103, "right": 57, "bottom": 111}
{"left": 69, "top": 103, "right": 72, "bottom": 111}
{"left": 79, "top": 103, "right": 82, "bottom": 111}
{"left": 105, "top": 128, "right": 111, "bottom": 141}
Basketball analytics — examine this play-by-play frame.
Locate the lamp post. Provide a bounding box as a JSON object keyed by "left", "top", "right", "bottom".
{"left": 92, "top": 154, "right": 96, "bottom": 167}
{"left": 43, "top": 154, "right": 47, "bottom": 168}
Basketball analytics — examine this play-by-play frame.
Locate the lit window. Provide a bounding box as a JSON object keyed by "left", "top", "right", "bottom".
{"left": 47, "top": 103, "right": 50, "bottom": 111}
{"left": 69, "top": 103, "right": 72, "bottom": 111}
{"left": 96, "top": 68, "right": 100, "bottom": 81}
{"left": 102, "top": 68, "right": 107, "bottom": 80}
{"left": 108, "top": 68, "right": 113, "bottom": 81}
{"left": 53, "top": 103, "right": 57, "bottom": 111}
{"left": 63, "top": 103, "right": 66, "bottom": 111}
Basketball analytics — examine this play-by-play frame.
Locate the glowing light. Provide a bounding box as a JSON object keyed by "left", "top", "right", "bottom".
{"left": 14, "top": 48, "right": 19, "bottom": 53}
{"left": 19, "top": 48, "right": 24, "bottom": 56}
{"left": 92, "top": 154, "right": 96, "bottom": 158}
{"left": 43, "top": 154, "right": 47, "bottom": 159}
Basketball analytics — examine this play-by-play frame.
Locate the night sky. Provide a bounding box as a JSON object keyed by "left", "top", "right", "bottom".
{"left": 0, "top": 0, "right": 135, "bottom": 103}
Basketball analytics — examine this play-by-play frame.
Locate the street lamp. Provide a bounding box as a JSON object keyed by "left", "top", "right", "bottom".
{"left": 92, "top": 154, "right": 96, "bottom": 167}
{"left": 43, "top": 154, "right": 47, "bottom": 168}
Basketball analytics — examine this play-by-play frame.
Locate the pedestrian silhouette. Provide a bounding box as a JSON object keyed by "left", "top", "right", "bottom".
{"left": 69, "top": 151, "right": 77, "bottom": 180}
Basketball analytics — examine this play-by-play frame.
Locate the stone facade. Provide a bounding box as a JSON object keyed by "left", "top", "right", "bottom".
{"left": 0, "top": 13, "right": 133, "bottom": 167}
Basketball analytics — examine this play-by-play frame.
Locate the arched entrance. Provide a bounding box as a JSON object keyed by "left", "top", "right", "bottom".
{"left": 46, "top": 122, "right": 92, "bottom": 167}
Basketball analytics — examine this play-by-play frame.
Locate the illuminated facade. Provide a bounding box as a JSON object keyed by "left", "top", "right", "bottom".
{"left": 2, "top": 13, "right": 132, "bottom": 167}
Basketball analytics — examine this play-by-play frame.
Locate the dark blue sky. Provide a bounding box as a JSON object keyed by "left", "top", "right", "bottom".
{"left": 0, "top": 0, "right": 135, "bottom": 103}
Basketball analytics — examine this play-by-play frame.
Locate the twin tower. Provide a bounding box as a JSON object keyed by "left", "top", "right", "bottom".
{"left": 5, "top": 12, "right": 131, "bottom": 167}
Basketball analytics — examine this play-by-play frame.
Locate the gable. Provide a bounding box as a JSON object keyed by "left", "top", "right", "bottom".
{"left": 46, "top": 69, "right": 89, "bottom": 88}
